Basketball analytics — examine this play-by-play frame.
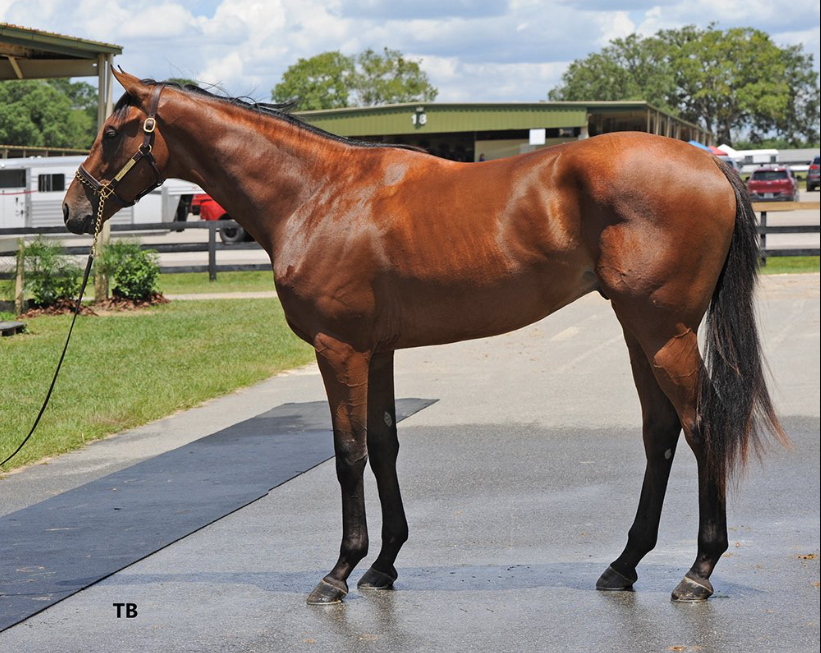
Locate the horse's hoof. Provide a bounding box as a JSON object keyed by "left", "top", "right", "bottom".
{"left": 306, "top": 578, "right": 348, "bottom": 605}
{"left": 596, "top": 565, "right": 637, "bottom": 591}
{"left": 671, "top": 574, "right": 713, "bottom": 601}
{"left": 357, "top": 567, "right": 397, "bottom": 590}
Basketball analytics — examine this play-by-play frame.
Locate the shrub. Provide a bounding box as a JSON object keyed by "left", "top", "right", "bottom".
{"left": 23, "top": 237, "right": 82, "bottom": 307}
{"left": 100, "top": 239, "right": 160, "bottom": 301}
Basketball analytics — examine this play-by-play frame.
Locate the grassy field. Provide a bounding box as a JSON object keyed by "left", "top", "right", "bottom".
{"left": 1, "top": 298, "right": 314, "bottom": 471}
{"left": 761, "top": 256, "right": 820, "bottom": 274}
{"left": 158, "top": 270, "right": 275, "bottom": 295}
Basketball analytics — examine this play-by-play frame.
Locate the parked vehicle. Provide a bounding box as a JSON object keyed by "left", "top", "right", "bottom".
{"left": 191, "top": 193, "right": 250, "bottom": 244}
{"left": 746, "top": 166, "right": 798, "bottom": 202}
{"left": 807, "top": 156, "right": 820, "bottom": 192}
{"left": 717, "top": 156, "right": 741, "bottom": 176}
{"left": 0, "top": 155, "right": 202, "bottom": 230}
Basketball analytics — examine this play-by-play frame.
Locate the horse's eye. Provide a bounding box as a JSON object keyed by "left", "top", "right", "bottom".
{"left": 103, "top": 128, "right": 118, "bottom": 140}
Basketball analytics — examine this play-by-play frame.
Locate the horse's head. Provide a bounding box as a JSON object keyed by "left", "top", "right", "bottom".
{"left": 63, "top": 69, "right": 170, "bottom": 235}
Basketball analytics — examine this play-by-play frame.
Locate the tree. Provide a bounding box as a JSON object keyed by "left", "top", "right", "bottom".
{"left": 353, "top": 47, "right": 438, "bottom": 106}
{"left": 272, "top": 51, "right": 356, "bottom": 110}
{"left": 549, "top": 25, "right": 820, "bottom": 147}
{"left": 549, "top": 33, "right": 676, "bottom": 111}
{"left": 272, "top": 47, "right": 438, "bottom": 110}
{"left": 0, "top": 78, "right": 97, "bottom": 148}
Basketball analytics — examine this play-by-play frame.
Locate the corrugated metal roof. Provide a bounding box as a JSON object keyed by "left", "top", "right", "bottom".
{"left": 1, "top": 23, "right": 122, "bottom": 80}
{"left": 0, "top": 23, "right": 122, "bottom": 58}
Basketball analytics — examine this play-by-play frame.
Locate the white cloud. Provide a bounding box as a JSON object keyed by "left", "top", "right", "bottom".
{"left": 1, "top": 0, "right": 818, "bottom": 103}
{"left": 594, "top": 11, "right": 635, "bottom": 46}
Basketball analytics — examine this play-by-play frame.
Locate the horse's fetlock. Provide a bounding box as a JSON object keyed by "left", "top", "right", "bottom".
{"left": 627, "top": 529, "right": 657, "bottom": 556}
{"left": 342, "top": 535, "right": 369, "bottom": 563}
{"left": 383, "top": 527, "right": 409, "bottom": 548}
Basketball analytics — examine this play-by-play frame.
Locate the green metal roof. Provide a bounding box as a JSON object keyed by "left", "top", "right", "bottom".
{"left": 298, "top": 102, "right": 590, "bottom": 136}
{"left": 297, "top": 100, "right": 704, "bottom": 138}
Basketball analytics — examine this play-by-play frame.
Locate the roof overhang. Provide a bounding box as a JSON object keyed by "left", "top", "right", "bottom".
{"left": 0, "top": 22, "right": 122, "bottom": 80}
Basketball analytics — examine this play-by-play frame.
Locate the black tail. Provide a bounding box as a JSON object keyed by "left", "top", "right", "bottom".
{"left": 698, "top": 161, "right": 789, "bottom": 494}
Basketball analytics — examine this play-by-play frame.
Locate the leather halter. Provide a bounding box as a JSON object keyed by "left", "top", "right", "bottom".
{"left": 75, "top": 84, "right": 165, "bottom": 208}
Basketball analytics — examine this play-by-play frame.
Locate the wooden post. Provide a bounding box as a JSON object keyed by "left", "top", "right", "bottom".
{"left": 208, "top": 222, "right": 217, "bottom": 281}
{"left": 759, "top": 210, "right": 767, "bottom": 267}
{"left": 92, "top": 55, "right": 114, "bottom": 301}
{"left": 14, "top": 238, "right": 25, "bottom": 315}
{"left": 94, "top": 222, "right": 111, "bottom": 300}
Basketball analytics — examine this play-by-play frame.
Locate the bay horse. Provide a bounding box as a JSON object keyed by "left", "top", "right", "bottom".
{"left": 63, "top": 69, "right": 786, "bottom": 605}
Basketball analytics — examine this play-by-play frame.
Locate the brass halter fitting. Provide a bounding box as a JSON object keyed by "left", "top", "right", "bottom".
{"left": 74, "top": 85, "right": 165, "bottom": 238}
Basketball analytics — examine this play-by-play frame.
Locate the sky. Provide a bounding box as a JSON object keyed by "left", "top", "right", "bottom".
{"left": 1, "top": 0, "right": 819, "bottom": 103}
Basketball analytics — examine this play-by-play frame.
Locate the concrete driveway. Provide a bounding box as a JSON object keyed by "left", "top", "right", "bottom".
{"left": 0, "top": 274, "right": 818, "bottom": 652}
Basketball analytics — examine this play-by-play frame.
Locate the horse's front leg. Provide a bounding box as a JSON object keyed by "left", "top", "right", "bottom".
{"left": 358, "top": 351, "right": 407, "bottom": 591}
{"left": 307, "top": 336, "right": 371, "bottom": 605}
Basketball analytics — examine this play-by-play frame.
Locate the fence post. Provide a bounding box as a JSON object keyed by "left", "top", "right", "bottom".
{"left": 94, "top": 221, "right": 111, "bottom": 299}
{"left": 208, "top": 222, "right": 217, "bottom": 282}
{"left": 14, "top": 237, "right": 25, "bottom": 315}
{"left": 759, "top": 210, "right": 768, "bottom": 267}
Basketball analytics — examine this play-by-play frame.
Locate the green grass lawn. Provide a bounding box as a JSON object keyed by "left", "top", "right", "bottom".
{"left": 158, "top": 270, "right": 276, "bottom": 295}
{"left": 760, "top": 256, "right": 820, "bottom": 274}
{"left": 1, "top": 299, "right": 314, "bottom": 472}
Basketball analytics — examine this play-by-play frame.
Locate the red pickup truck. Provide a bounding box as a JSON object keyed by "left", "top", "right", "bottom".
{"left": 191, "top": 194, "right": 250, "bottom": 243}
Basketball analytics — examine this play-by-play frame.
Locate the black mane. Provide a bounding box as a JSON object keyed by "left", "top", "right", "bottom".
{"left": 115, "top": 79, "right": 424, "bottom": 153}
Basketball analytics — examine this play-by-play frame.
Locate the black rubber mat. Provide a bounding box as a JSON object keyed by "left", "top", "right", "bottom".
{"left": 0, "top": 398, "right": 435, "bottom": 632}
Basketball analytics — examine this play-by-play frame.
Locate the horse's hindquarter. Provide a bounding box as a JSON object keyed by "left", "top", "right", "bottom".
{"left": 566, "top": 133, "right": 737, "bottom": 324}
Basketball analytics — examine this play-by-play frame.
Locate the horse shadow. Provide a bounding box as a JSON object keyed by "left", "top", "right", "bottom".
{"left": 103, "top": 560, "right": 757, "bottom": 598}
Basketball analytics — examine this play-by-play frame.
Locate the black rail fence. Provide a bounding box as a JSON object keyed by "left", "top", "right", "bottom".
{"left": 1, "top": 206, "right": 819, "bottom": 283}
{"left": 755, "top": 203, "right": 821, "bottom": 264}
{"left": 0, "top": 220, "right": 268, "bottom": 282}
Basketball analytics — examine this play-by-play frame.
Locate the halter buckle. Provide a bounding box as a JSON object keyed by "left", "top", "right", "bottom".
{"left": 143, "top": 117, "right": 156, "bottom": 133}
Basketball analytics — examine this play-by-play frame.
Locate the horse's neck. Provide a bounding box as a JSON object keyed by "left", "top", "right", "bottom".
{"left": 163, "top": 98, "right": 335, "bottom": 249}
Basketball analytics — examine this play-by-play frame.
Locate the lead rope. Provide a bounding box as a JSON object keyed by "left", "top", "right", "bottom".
{"left": 0, "top": 197, "right": 104, "bottom": 470}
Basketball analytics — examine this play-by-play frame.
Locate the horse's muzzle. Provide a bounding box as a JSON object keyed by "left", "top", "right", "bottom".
{"left": 63, "top": 205, "right": 94, "bottom": 235}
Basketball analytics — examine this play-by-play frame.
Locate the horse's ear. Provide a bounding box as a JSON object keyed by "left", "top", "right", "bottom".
{"left": 112, "top": 67, "right": 148, "bottom": 100}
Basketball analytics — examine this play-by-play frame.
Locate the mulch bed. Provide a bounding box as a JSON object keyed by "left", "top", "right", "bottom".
{"left": 93, "top": 293, "right": 169, "bottom": 312}
{"left": 20, "top": 293, "right": 169, "bottom": 318}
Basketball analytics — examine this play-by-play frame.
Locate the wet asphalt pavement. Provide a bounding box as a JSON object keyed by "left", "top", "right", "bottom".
{"left": 0, "top": 274, "right": 818, "bottom": 653}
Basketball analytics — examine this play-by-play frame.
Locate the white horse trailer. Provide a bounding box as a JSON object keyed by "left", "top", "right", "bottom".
{"left": 0, "top": 156, "right": 203, "bottom": 230}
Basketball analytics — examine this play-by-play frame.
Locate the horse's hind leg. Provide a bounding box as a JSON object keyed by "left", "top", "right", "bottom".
{"left": 597, "top": 327, "right": 682, "bottom": 591}
{"left": 610, "top": 308, "right": 728, "bottom": 600}
{"left": 358, "top": 351, "right": 408, "bottom": 591}
{"left": 307, "top": 336, "right": 371, "bottom": 605}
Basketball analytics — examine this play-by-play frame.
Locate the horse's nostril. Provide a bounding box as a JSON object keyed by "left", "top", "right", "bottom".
{"left": 63, "top": 203, "right": 70, "bottom": 224}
